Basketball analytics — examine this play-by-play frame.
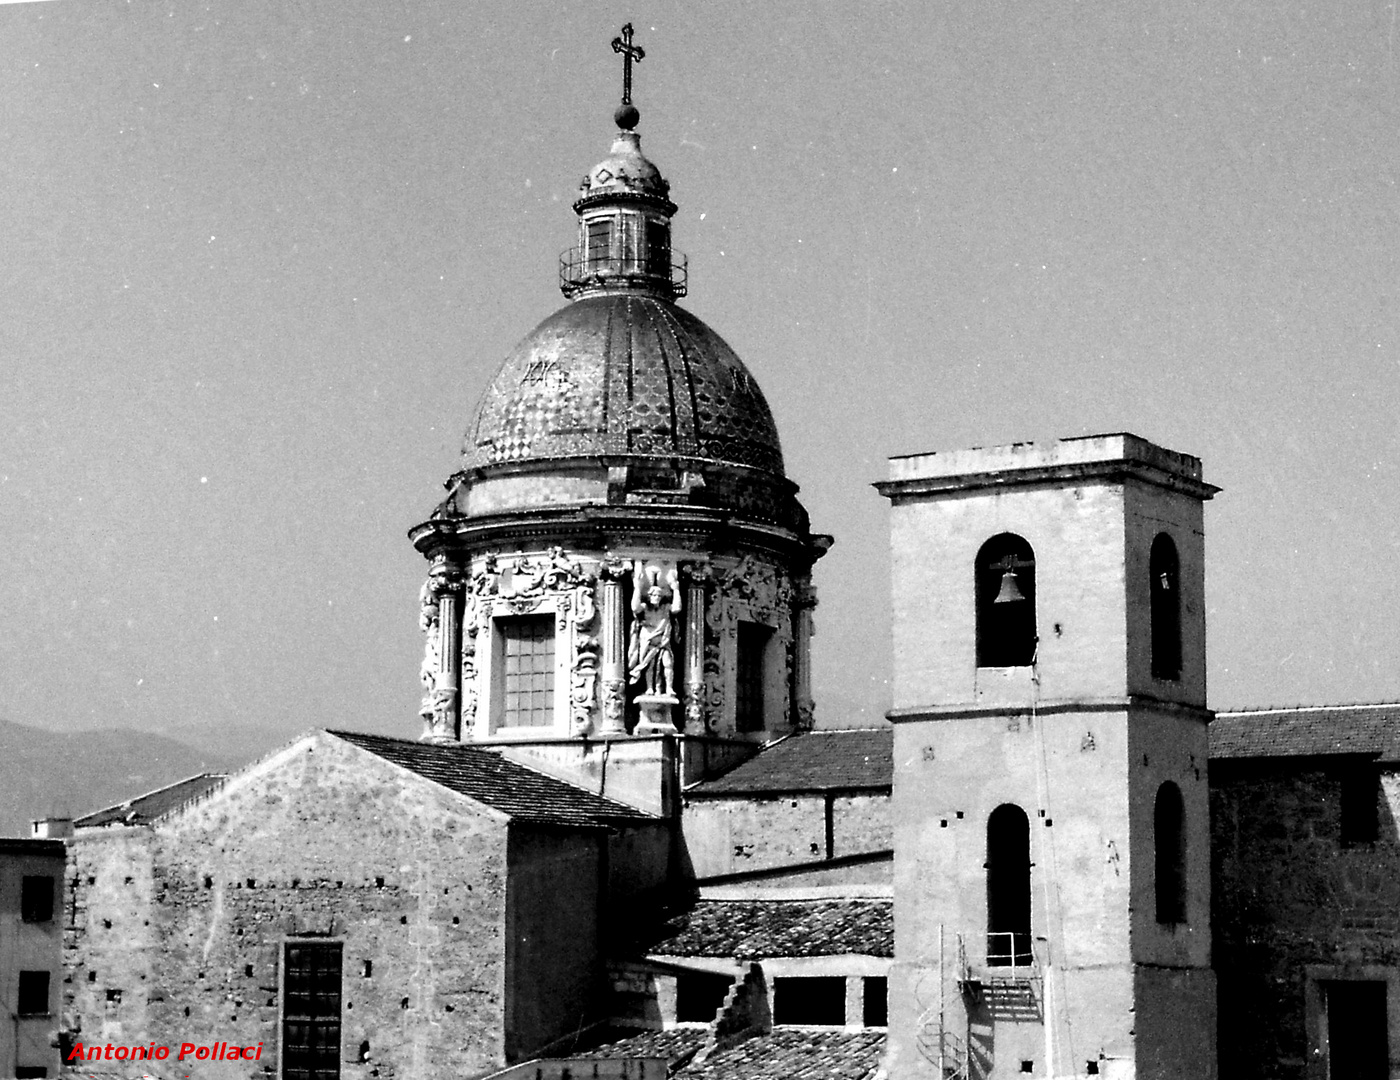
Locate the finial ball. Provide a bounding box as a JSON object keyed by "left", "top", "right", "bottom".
{"left": 614, "top": 103, "right": 640, "bottom": 130}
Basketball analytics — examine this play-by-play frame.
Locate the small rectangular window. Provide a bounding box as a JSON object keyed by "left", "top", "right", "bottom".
{"left": 772, "top": 976, "right": 846, "bottom": 1026}
{"left": 862, "top": 976, "right": 888, "bottom": 1027}
{"left": 21, "top": 876, "right": 55, "bottom": 923}
{"left": 674, "top": 971, "right": 733, "bottom": 1023}
{"left": 498, "top": 615, "right": 556, "bottom": 727}
{"left": 1341, "top": 766, "right": 1381, "bottom": 847}
{"left": 17, "top": 970, "right": 50, "bottom": 1016}
{"left": 735, "top": 622, "right": 771, "bottom": 734}
{"left": 15, "top": 1068, "right": 48, "bottom": 1078}
{"left": 646, "top": 219, "right": 671, "bottom": 276}
{"left": 283, "top": 942, "right": 342, "bottom": 1080}
{"left": 586, "top": 220, "right": 612, "bottom": 269}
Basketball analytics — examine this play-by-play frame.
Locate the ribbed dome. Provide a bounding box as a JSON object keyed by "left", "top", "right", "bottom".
{"left": 465, "top": 294, "right": 784, "bottom": 477}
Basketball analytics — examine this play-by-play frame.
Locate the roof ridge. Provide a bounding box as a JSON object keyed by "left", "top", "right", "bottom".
{"left": 1218, "top": 702, "right": 1400, "bottom": 717}
{"left": 77, "top": 771, "right": 227, "bottom": 823}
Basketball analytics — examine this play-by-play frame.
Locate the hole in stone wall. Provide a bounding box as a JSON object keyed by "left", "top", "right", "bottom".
{"left": 1087, "top": 1063, "right": 1100, "bottom": 1076}
{"left": 452, "top": 917, "right": 459, "bottom": 925}
{"left": 203, "top": 876, "right": 213, "bottom": 889}
{"left": 362, "top": 961, "right": 372, "bottom": 978}
{"left": 102, "top": 920, "right": 111, "bottom": 929}
{"left": 184, "top": 1007, "right": 190, "bottom": 1017}
{"left": 244, "top": 965, "right": 253, "bottom": 978}
{"left": 375, "top": 877, "right": 385, "bottom": 889}
{"left": 87, "top": 876, "right": 95, "bottom": 885}
{"left": 245, "top": 878, "right": 255, "bottom": 889}
{"left": 358, "top": 1041, "right": 370, "bottom": 1063}
{"left": 87, "top": 972, "right": 96, "bottom": 982}
{"left": 124, "top": 877, "right": 133, "bottom": 885}
{"left": 105, "top": 988, "right": 122, "bottom": 1003}
{"left": 400, "top": 998, "right": 409, "bottom": 1010}
{"left": 399, "top": 915, "right": 408, "bottom": 925}
{"left": 1020, "top": 1063, "right": 1034, "bottom": 1074}
{"left": 445, "top": 1004, "right": 454, "bottom": 1012}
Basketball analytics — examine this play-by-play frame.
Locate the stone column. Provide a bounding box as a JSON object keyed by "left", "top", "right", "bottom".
{"left": 425, "top": 554, "right": 464, "bottom": 743}
{"left": 597, "top": 561, "right": 629, "bottom": 735}
{"left": 793, "top": 579, "right": 817, "bottom": 731}
{"left": 683, "top": 565, "right": 708, "bottom": 734}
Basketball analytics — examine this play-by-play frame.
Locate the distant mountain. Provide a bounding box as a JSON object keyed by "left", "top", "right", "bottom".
{"left": 0, "top": 719, "right": 237, "bottom": 837}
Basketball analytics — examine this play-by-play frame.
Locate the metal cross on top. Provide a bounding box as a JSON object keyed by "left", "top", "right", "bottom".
{"left": 611, "top": 23, "right": 645, "bottom": 105}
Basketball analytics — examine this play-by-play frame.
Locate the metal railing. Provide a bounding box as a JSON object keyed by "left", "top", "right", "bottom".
{"left": 559, "top": 247, "right": 688, "bottom": 299}
{"left": 985, "top": 931, "right": 1035, "bottom": 973}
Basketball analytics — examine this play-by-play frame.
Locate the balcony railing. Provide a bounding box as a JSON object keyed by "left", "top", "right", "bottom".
{"left": 559, "top": 248, "right": 688, "bottom": 300}
{"left": 985, "top": 930, "right": 1035, "bottom": 971}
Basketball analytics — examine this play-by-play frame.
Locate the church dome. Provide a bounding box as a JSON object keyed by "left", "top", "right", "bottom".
{"left": 464, "top": 293, "right": 785, "bottom": 478}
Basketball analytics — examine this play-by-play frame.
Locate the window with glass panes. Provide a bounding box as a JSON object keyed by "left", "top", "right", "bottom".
{"left": 500, "top": 615, "right": 556, "bottom": 727}
{"left": 735, "top": 621, "right": 771, "bottom": 733}
{"left": 282, "top": 942, "right": 341, "bottom": 1080}
{"left": 586, "top": 219, "right": 612, "bottom": 269}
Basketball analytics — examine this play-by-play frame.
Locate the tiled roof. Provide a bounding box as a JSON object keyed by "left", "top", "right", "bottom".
{"left": 583, "top": 1028, "right": 886, "bottom": 1080}
{"left": 1210, "top": 704, "right": 1400, "bottom": 761}
{"left": 635, "top": 898, "right": 893, "bottom": 958}
{"left": 329, "top": 730, "right": 656, "bottom": 829}
{"left": 578, "top": 1027, "right": 707, "bottom": 1067}
{"left": 688, "top": 729, "right": 892, "bottom": 795}
{"left": 75, "top": 774, "right": 227, "bottom": 827}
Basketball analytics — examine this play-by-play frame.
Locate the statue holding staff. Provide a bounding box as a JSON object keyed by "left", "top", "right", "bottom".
{"left": 628, "top": 562, "right": 681, "bottom": 699}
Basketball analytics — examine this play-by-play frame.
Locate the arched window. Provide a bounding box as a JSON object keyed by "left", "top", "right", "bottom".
{"left": 1154, "top": 782, "right": 1187, "bottom": 924}
{"left": 1150, "top": 534, "right": 1181, "bottom": 681}
{"left": 976, "top": 534, "right": 1037, "bottom": 667}
{"left": 986, "top": 804, "right": 1032, "bottom": 966}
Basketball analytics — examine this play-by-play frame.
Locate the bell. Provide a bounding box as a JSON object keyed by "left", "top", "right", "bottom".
{"left": 994, "top": 569, "right": 1026, "bottom": 604}
{"left": 1157, "top": 571, "right": 1172, "bottom": 591}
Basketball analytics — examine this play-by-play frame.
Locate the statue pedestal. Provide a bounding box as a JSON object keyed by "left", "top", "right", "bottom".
{"left": 633, "top": 693, "right": 680, "bottom": 735}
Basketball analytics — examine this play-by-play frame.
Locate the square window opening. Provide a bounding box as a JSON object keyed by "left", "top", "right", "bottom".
{"left": 772, "top": 976, "right": 846, "bottom": 1026}
{"left": 21, "top": 875, "right": 55, "bottom": 923}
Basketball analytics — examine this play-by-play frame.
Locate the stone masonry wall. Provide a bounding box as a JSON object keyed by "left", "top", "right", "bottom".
{"left": 1211, "top": 759, "right": 1400, "bottom": 1079}
{"left": 681, "top": 793, "right": 890, "bottom": 881}
{"left": 64, "top": 734, "right": 512, "bottom": 1080}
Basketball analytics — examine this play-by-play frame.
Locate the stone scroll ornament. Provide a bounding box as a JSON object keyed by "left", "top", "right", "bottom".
{"left": 418, "top": 562, "right": 464, "bottom": 740}
{"left": 570, "top": 583, "right": 600, "bottom": 736}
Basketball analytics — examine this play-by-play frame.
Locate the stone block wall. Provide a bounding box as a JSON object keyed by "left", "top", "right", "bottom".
{"left": 681, "top": 793, "right": 891, "bottom": 882}
{"left": 1211, "top": 759, "right": 1400, "bottom": 1079}
{"left": 64, "top": 735, "right": 513, "bottom": 1080}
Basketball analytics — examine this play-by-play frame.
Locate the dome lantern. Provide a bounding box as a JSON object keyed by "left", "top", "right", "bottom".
{"left": 559, "top": 23, "right": 687, "bottom": 301}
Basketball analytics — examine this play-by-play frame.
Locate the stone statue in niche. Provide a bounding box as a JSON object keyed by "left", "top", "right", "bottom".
{"left": 628, "top": 562, "right": 681, "bottom": 698}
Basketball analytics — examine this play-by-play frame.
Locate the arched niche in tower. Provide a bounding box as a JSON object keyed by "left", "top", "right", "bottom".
{"left": 975, "top": 533, "right": 1037, "bottom": 668}
{"left": 1153, "top": 781, "right": 1187, "bottom": 924}
{"left": 986, "top": 803, "right": 1032, "bottom": 966}
{"left": 1149, "top": 532, "right": 1182, "bottom": 682}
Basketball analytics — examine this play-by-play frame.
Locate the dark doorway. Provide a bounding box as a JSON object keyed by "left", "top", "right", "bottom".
{"left": 1327, "top": 980, "right": 1388, "bottom": 1080}
{"left": 986, "top": 804, "right": 1032, "bottom": 966}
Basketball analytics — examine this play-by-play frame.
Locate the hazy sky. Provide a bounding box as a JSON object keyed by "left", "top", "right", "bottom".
{"left": 2, "top": 1, "right": 1399, "bottom": 754}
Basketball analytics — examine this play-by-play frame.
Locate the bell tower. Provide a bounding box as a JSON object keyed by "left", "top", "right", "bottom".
{"left": 876, "top": 433, "right": 1219, "bottom": 1080}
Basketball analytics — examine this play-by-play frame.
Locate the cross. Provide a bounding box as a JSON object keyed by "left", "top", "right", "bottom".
{"left": 611, "top": 23, "right": 645, "bottom": 105}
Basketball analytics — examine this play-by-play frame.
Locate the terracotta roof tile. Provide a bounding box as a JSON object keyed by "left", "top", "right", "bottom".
{"left": 684, "top": 1029, "right": 886, "bottom": 1080}
{"left": 75, "top": 774, "right": 227, "bottom": 827}
{"left": 689, "top": 730, "right": 892, "bottom": 795}
{"left": 330, "top": 730, "right": 656, "bottom": 829}
{"left": 1210, "top": 705, "right": 1400, "bottom": 761}
{"left": 633, "top": 898, "right": 893, "bottom": 959}
{"left": 583, "top": 1028, "right": 886, "bottom": 1080}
